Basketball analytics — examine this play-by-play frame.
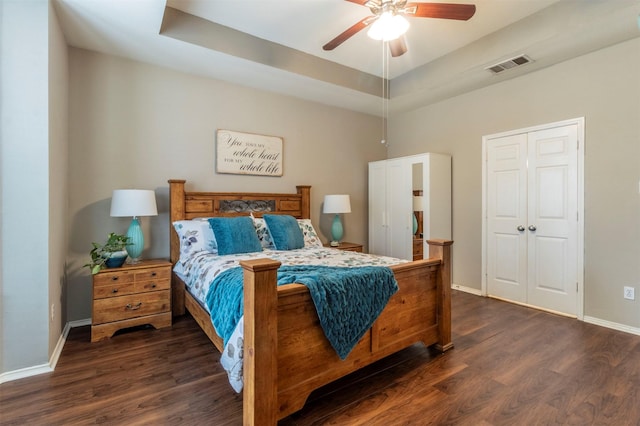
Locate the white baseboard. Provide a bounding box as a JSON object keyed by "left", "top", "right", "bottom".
{"left": 452, "top": 283, "right": 483, "bottom": 296}
{"left": 48, "top": 322, "right": 71, "bottom": 371}
{"left": 583, "top": 315, "right": 640, "bottom": 336}
{"left": 69, "top": 318, "right": 91, "bottom": 327}
{"left": 0, "top": 318, "right": 91, "bottom": 384}
{"left": 0, "top": 362, "right": 52, "bottom": 384}
{"left": 450, "top": 288, "right": 640, "bottom": 339}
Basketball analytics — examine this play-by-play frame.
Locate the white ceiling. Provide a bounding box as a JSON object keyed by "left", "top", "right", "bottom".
{"left": 54, "top": 0, "right": 640, "bottom": 115}
{"left": 165, "top": 0, "right": 558, "bottom": 78}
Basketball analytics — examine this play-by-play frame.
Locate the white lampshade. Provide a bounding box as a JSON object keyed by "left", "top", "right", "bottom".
{"left": 323, "top": 195, "right": 352, "bottom": 214}
{"left": 413, "top": 195, "right": 424, "bottom": 212}
{"left": 110, "top": 189, "right": 158, "bottom": 217}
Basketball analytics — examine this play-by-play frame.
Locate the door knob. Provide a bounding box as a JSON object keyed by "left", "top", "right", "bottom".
{"left": 517, "top": 225, "right": 525, "bottom": 232}
{"left": 528, "top": 225, "right": 537, "bottom": 231}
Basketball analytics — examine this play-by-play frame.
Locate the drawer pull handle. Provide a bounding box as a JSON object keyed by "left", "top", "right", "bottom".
{"left": 111, "top": 288, "right": 118, "bottom": 294}
{"left": 111, "top": 276, "right": 119, "bottom": 281}
{"left": 151, "top": 272, "right": 157, "bottom": 277}
{"left": 151, "top": 283, "right": 157, "bottom": 288}
{"left": 125, "top": 302, "right": 142, "bottom": 311}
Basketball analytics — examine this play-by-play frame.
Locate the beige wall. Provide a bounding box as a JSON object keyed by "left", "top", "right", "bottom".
{"left": 48, "top": 0, "right": 69, "bottom": 363}
{"left": 389, "top": 38, "right": 640, "bottom": 327}
{"left": 66, "top": 48, "right": 385, "bottom": 321}
{"left": 1, "top": 0, "right": 62, "bottom": 374}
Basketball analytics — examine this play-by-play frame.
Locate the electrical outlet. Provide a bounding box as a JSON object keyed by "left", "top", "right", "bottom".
{"left": 624, "top": 286, "right": 635, "bottom": 300}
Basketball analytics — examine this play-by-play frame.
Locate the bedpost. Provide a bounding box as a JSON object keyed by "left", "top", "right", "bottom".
{"left": 168, "top": 179, "right": 186, "bottom": 316}
{"left": 241, "top": 258, "right": 282, "bottom": 426}
{"left": 428, "top": 239, "right": 454, "bottom": 352}
{"left": 168, "top": 179, "right": 186, "bottom": 263}
{"left": 296, "top": 185, "right": 311, "bottom": 219}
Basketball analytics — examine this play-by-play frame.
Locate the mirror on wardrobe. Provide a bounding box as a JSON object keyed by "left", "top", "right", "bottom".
{"left": 412, "top": 162, "right": 424, "bottom": 260}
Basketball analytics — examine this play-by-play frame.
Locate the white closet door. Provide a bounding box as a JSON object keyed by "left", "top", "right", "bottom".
{"left": 485, "top": 122, "right": 579, "bottom": 316}
{"left": 486, "top": 134, "right": 528, "bottom": 303}
{"left": 386, "top": 158, "right": 412, "bottom": 260}
{"left": 526, "top": 125, "right": 578, "bottom": 315}
{"left": 368, "top": 161, "right": 387, "bottom": 256}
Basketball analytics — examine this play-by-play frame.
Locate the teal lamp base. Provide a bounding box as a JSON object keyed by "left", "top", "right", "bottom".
{"left": 125, "top": 217, "right": 144, "bottom": 263}
{"left": 330, "top": 214, "right": 344, "bottom": 247}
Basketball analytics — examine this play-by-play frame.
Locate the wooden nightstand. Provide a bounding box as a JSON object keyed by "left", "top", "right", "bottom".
{"left": 324, "top": 242, "right": 363, "bottom": 253}
{"left": 91, "top": 259, "right": 172, "bottom": 342}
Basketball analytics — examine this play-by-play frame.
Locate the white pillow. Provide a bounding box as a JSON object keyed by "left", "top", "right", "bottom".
{"left": 297, "top": 219, "right": 323, "bottom": 248}
{"left": 172, "top": 219, "right": 217, "bottom": 264}
{"left": 252, "top": 216, "right": 275, "bottom": 249}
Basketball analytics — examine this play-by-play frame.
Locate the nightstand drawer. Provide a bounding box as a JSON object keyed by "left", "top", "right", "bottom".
{"left": 134, "top": 277, "right": 170, "bottom": 293}
{"left": 134, "top": 267, "right": 170, "bottom": 282}
{"left": 92, "top": 290, "right": 170, "bottom": 325}
{"left": 93, "top": 271, "right": 135, "bottom": 287}
{"left": 93, "top": 282, "right": 135, "bottom": 299}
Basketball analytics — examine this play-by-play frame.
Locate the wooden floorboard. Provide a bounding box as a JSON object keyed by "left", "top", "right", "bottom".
{"left": 3, "top": 291, "right": 640, "bottom": 425}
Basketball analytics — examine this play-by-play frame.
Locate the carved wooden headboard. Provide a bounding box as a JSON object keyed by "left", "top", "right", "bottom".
{"left": 168, "top": 179, "right": 311, "bottom": 265}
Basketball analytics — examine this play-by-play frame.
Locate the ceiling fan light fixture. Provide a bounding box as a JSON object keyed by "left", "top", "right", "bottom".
{"left": 367, "top": 12, "right": 410, "bottom": 41}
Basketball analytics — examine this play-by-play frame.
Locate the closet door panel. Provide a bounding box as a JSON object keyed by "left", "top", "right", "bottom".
{"left": 386, "top": 158, "right": 412, "bottom": 260}
{"left": 486, "top": 134, "right": 528, "bottom": 303}
{"left": 368, "top": 161, "right": 388, "bottom": 256}
{"left": 526, "top": 125, "right": 578, "bottom": 314}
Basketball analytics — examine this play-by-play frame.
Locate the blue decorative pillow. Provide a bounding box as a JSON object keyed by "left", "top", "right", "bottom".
{"left": 208, "top": 217, "right": 263, "bottom": 255}
{"left": 263, "top": 214, "right": 305, "bottom": 250}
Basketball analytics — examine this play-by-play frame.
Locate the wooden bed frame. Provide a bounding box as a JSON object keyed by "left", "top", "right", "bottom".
{"left": 168, "top": 179, "right": 453, "bottom": 425}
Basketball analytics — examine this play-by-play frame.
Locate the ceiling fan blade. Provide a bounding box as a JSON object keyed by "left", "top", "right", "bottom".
{"left": 323, "top": 17, "right": 373, "bottom": 51}
{"left": 389, "top": 36, "right": 408, "bottom": 57}
{"left": 344, "top": 0, "right": 369, "bottom": 5}
{"left": 403, "top": 3, "right": 476, "bottom": 20}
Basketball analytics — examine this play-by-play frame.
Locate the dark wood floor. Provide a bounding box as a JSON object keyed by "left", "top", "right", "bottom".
{"left": 3, "top": 291, "right": 640, "bottom": 425}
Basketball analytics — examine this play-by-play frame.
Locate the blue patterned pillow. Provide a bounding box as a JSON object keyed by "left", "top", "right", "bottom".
{"left": 208, "top": 217, "right": 262, "bottom": 255}
{"left": 263, "top": 214, "right": 305, "bottom": 250}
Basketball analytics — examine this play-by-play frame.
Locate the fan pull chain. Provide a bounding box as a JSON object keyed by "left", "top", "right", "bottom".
{"left": 381, "top": 40, "right": 389, "bottom": 147}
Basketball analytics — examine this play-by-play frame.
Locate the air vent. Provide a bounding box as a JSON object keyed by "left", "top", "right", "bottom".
{"left": 486, "top": 55, "right": 532, "bottom": 74}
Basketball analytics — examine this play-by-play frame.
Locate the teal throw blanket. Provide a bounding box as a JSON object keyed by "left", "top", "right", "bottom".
{"left": 206, "top": 265, "right": 398, "bottom": 360}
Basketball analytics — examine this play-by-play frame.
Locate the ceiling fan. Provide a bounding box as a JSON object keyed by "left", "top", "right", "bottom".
{"left": 323, "top": 0, "right": 476, "bottom": 57}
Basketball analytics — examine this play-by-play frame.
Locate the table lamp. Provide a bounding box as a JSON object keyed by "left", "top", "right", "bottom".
{"left": 323, "top": 194, "right": 351, "bottom": 247}
{"left": 110, "top": 189, "right": 158, "bottom": 263}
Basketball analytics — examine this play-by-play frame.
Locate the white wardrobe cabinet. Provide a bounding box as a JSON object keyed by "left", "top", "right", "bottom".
{"left": 369, "top": 153, "right": 451, "bottom": 260}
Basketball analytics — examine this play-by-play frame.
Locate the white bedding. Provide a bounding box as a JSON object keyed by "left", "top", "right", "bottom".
{"left": 175, "top": 246, "right": 407, "bottom": 392}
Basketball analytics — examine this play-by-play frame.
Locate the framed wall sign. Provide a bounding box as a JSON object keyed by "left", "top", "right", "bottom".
{"left": 216, "top": 129, "right": 283, "bottom": 177}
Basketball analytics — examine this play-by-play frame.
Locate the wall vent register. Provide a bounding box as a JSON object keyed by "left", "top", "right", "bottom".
{"left": 486, "top": 55, "right": 532, "bottom": 74}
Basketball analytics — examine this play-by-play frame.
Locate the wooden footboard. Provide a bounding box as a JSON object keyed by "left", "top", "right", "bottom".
{"left": 241, "top": 240, "right": 452, "bottom": 424}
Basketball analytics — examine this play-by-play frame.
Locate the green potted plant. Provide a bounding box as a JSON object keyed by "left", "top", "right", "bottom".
{"left": 85, "top": 232, "right": 132, "bottom": 275}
